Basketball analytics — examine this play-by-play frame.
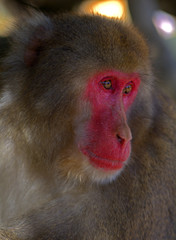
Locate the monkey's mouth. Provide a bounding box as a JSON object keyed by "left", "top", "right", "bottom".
{"left": 81, "top": 148, "right": 126, "bottom": 171}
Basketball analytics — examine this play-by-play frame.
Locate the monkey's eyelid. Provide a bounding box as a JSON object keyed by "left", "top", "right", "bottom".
{"left": 100, "top": 80, "right": 113, "bottom": 90}
{"left": 123, "top": 82, "right": 134, "bottom": 94}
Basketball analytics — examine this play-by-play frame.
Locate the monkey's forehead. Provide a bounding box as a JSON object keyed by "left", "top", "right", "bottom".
{"left": 51, "top": 14, "right": 149, "bottom": 71}
{"left": 10, "top": 12, "right": 149, "bottom": 74}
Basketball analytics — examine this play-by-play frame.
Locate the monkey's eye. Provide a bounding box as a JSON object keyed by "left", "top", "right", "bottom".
{"left": 123, "top": 82, "right": 133, "bottom": 94}
{"left": 101, "top": 80, "right": 112, "bottom": 90}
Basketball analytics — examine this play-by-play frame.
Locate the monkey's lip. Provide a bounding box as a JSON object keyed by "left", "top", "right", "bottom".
{"left": 81, "top": 148, "right": 126, "bottom": 171}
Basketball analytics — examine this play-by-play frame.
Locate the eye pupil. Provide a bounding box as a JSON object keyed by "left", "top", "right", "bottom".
{"left": 123, "top": 83, "right": 133, "bottom": 94}
{"left": 101, "top": 80, "right": 112, "bottom": 89}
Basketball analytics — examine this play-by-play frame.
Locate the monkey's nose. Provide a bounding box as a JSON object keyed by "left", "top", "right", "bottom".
{"left": 116, "top": 134, "right": 125, "bottom": 145}
{"left": 116, "top": 124, "right": 132, "bottom": 145}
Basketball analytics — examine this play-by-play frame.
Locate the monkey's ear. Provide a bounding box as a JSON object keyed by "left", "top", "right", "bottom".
{"left": 24, "top": 25, "right": 50, "bottom": 67}
{"left": 12, "top": 12, "right": 54, "bottom": 67}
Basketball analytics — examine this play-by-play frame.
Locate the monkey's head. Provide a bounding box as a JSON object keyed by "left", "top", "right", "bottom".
{"left": 1, "top": 12, "right": 151, "bottom": 184}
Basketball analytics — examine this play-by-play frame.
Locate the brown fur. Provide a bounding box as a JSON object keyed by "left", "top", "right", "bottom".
{"left": 0, "top": 12, "right": 176, "bottom": 240}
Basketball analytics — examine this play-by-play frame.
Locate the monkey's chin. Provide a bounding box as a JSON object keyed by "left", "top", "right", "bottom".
{"left": 89, "top": 156, "right": 123, "bottom": 171}
{"left": 80, "top": 152, "right": 129, "bottom": 184}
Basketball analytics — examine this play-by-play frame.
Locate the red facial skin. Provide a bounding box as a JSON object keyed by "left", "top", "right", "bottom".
{"left": 79, "top": 70, "right": 140, "bottom": 171}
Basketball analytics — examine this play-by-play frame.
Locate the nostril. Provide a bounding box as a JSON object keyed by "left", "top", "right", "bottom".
{"left": 116, "top": 134, "right": 125, "bottom": 145}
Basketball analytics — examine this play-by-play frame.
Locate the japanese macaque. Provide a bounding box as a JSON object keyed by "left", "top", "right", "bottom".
{"left": 0, "top": 11, "right": 176, "bottom": 240}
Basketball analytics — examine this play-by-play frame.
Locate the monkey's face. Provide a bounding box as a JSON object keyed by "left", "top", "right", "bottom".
{"left": 71, "top": 70, "right": 140, "bottom": 183}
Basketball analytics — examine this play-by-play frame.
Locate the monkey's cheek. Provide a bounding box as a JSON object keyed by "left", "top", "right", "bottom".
{"left": 80, "top": 142, "right": 131, "bottom": 171}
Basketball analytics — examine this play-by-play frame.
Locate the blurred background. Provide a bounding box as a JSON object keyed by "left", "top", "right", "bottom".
{"left": 0, "top": 0, "right": 176, "bottom": 96}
